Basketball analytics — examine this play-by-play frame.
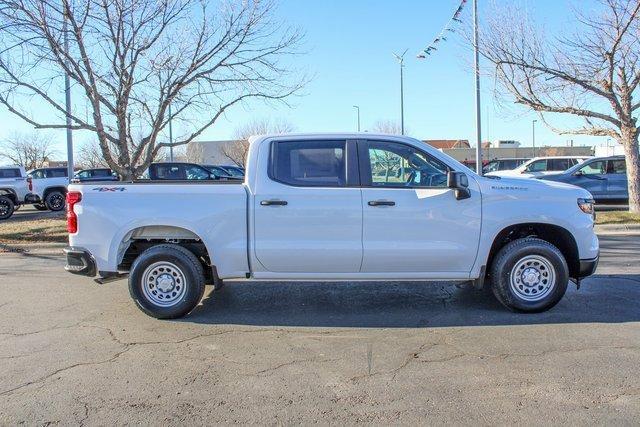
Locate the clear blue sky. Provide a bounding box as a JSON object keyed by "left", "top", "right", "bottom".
{"left": 0, "top": 0, "right": 608, "bottom": 157}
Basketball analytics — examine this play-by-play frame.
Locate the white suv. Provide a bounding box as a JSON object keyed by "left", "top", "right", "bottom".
{"left": 0, "top": 165, "right": 31, "bottom": 219}
{"left": 27, "top": 167, "right": 69, "bottom": 211}
{"left": 485, "top": 156, "right": 589, "bottom": 179}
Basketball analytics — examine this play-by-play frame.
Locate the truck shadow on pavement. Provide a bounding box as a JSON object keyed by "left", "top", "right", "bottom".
{"left": 185, "top": 274, "right": 640, "bottom": 328}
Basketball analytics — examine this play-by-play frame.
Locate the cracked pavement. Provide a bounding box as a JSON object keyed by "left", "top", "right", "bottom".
{"left": 0, "top": 234, "right": 639, "bottom": 424}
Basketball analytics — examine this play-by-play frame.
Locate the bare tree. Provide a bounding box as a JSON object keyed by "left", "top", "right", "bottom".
{"left": 221, "top": 117, "right": 296, "bottom": 166}
{"left": 0, "top": 132, "right": 57, "bottom": 169}
{"left": 76, "top": 140, "right": 108, "bottom": 169}
{"left": 0, "top": 0, "right": 305, "bottom": 179}
{"left": 479, "top": 0, "right": 640, "bottom": 212}
{"left": 371, "top": 120, "right": 407, "bottom": 135}
{"left": 184, "top": 142, "right": 204, "bottom": 163}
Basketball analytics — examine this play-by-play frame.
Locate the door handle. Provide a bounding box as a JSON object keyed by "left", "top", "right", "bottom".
{"left": 368, "top": 200, "right": 395, "bottom": 207}
{"left": 261, "top": 199, "right": 288, "bottom": 206}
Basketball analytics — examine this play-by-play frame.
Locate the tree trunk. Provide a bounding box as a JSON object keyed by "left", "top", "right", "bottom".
{"left": 621, "top": 132, "right": 640, "bottom": 213}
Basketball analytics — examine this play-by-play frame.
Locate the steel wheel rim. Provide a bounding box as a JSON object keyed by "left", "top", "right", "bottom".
{"left": 141, "top": 261, "right": 187, "bottom": 307}
{"left": 49, "top": 194, "right": 64, "bottom": 210}
{"left": 509, "top": 255, "right": 556, "bottom": 302}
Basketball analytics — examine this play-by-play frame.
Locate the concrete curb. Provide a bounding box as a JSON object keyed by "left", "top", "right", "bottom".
{"left": 595, "top": 223, "right": 640, "bottom": 234}
{"left": 0, "top": 242, "right": 66, "bottom": 255}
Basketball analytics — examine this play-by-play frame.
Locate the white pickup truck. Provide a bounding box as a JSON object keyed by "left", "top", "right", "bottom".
{"left": 64, "top": 134, "right": 599, "bottom": 319}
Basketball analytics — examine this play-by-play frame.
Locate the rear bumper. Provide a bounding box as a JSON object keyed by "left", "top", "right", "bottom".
{"left": 64, "top": 246, "right": 97, "bottom": 277}
{"left": 578, "top": 254, "right": 599, "bottom": 278}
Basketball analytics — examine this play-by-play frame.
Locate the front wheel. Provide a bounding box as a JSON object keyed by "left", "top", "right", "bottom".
{"left": 128, "top": 244, "right": 206, "bottom": 319}
{"left": 490, "top": 238, "right": 569, "bottom": 313}
{"left": 0, "top": 196, "right": 15, "bottom": 220}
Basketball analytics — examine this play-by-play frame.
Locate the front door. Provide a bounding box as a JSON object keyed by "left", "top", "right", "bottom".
{"left": 574, "top": 160, "right": 608, "bottom": 199}
{"left": 253, "top": 139, "right": 363, "bottom": 273}
{"left": 358, "top": 140, "right": 481, "bottom": 275}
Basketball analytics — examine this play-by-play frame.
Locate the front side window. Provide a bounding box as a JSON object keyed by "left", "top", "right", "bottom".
{"left": 364, "top": 141, "right": 449, "bottom": 188}
{"left": 185, "top": 165, "right": 210, "bottom": 180}
{"left": 271, "top": 140, "right": 346, "bottom": 187}
{"left": 30, "top": 170, "right": 45, "bottom": 179}
{"left": 525, "top": 160, "right": 547, "bottom": 172}
{"left": 579, "top": 160, "right": 606, "bottom": 175}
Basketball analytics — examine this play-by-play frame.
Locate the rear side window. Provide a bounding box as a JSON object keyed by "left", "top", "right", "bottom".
{"left": 549, "top": 159, "right": 570, "bottom": 171}
{"left": 271, "top": 140, "right": 346, "bottom": 187}
{"left": 609, "top": 160, "right": 626, "bottom": 174}
{"left": 46, "top": 168, "right": 68, "bottom": 178}
{"left": 153, "top": 164, "right": 185, "bottom": 180}
{"left": 0, "top": 168, "right": 20, "bottom": 178}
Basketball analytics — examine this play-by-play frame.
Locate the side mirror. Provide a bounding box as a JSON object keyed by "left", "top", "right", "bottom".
{"left": 573, "top": 170, "right": 584, "bottom": 176}
{"left": 447, "top": 171, "right": 471, "bottom": 200}
{"left": 209, "top": 173, "right": 219, "bottom": 180}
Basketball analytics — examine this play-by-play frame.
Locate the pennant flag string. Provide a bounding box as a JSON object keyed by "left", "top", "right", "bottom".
{"left": 417, "top": 0, "right": 468, "bottom": 59}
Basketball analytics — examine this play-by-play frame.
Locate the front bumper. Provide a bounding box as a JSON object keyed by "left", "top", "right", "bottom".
{"left": 578, "top": 254, "right": 599, "bottom": 278}
{"left": 64, "top": 246, "right": 97, "bottom": 277}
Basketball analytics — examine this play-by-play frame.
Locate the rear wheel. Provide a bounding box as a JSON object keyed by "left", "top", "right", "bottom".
{"left": 128, "top": 244, "right": 206, "bottom": 319}
{"left": 490, "top": 238, "right": 569, "bottom": 313}
{"left": 0, "top": 196, "right": 15, "bottom": 220}
{"left": 45, "top": 190, "right": 65, "bottom": 211}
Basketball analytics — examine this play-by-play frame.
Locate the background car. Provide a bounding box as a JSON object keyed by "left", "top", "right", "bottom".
{"left": 27, "top": 167, "right": 69, "bottom": 211}
{"left": 202, "top": 165, "right": 240, "bottom": 180}
{"left": 539, "top": 156, "right": 628, "bottom": 202}
{"left": 0, "top": 165, "right": 31, "bottom": 219}
{"left": 219, "top": 165, "right": 245, "bottom": 178}
{"left": 74, "top": 168, "right": 119, "bottom": 182}
{"left": 482, "top": 158, "right": 530, "bottom": 174}
{"left": 486, "top": 156, "right": 589, "bottom": 178}
{"left": 146, "top": 162, "right": 230, "bottom": 181}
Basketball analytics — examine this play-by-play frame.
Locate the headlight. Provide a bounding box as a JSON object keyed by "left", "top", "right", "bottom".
{"left": 577, "top": 198, "right": 595, "bottom": 215}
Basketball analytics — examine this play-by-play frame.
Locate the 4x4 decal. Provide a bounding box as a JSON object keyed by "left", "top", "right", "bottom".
{"left": 92, "top": 187, "right": 126, "bottom": 192}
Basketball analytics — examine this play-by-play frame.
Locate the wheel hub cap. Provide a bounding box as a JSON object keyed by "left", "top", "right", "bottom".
{"left": 509, "top": 255, "right": 556, "bottom": 302}
{"left": 141, "top": 262, "right": 186, "bottom": 307}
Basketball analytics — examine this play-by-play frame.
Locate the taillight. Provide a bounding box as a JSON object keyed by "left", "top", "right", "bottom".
{"left": 27, "top": 177, "right": 32, "bottom": 192}
{"left": 66, "top": 191, "right": 82, "bottom": 233}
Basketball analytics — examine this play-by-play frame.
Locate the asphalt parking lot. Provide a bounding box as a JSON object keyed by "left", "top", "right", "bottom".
{"left": 0, "top": 234, "right": 639, "bottom": 424}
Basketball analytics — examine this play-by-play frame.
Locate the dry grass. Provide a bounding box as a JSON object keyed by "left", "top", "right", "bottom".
{"left": 595, "top": 211, "right": 640, "bottom": 225}
{"left": 0, "top": 217, "right": 67, "bottom": 244}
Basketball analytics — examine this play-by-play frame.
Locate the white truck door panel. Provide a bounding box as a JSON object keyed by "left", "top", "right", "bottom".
{"left": 253, "top": 139, "right": 363, "bottom": 273}
{"left": 361, "top": 187, "right": 481, "bottom": 272}
{"left": 358, "top": 139, "right": 481, "bottom": 273}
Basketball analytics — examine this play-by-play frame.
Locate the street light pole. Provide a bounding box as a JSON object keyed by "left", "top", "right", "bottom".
{"left": 393, "top": 49, "right": 408, "bottom": 135}
{"left": 353, "top": 105, "right": 361, "bottom": 132}
{"left": 168, "top": 104, "right": 174, "bottom": 162}
{"left": 63, "top": 7, "right": 74, "bottom": 181}
{"left": 532, "top": 119, "right": 537, "bottom": 157}
{"left": 473, "top": 0, "right": 482, "bottom": 175}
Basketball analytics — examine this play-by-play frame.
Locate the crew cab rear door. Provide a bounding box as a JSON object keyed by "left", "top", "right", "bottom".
{"left": 358, "top": 139, "right": 481, "bottom": 276}
{"left": 253, "top": 139, "right": 363, "bottom": 273}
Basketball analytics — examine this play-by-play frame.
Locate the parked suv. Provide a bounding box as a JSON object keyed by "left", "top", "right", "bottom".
{"left": 539, "top": 156, "right": 628, "bottom": 202}
{"left": 74, "top": 168, "right": 119, "bottom": 182}
{"left": 0, "top": 165, "right": 31, "bottom": 219}
{"left": 27, "top": 167, "right": 69, "bottom": 211}
{"left": 486, "top": 156, "right": 589, "bottom": 178}
{"left": 483, "top": 158, "right": 530, "bottom": 174}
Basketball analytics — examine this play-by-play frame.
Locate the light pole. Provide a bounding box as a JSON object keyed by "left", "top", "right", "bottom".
{"left": 353, "top": 105, "right": 361, "bottom": 132}
{"left": 532, "top": 119, "right": 537, "bottom": 157}
{"left": 393, "top": 49, "right": 408, "bottom": 135}
{"left": 168, "top": 104, "right": 174, "bottom": 161}
{"left": 473, "top": 0, "right": 482, "bottom": 175}
{"left": 63, "top": 7, "right": 74, "bottom": 181}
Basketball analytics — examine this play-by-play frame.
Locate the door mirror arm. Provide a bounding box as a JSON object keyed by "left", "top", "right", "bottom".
{"left": 447, "top": 171, "right": 471, "bottom": 200}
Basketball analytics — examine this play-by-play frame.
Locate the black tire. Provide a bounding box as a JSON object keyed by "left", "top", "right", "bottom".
{"left": 128, "top": 244, "right": 206, "bottom": 319}
{"left": 34, "top": 204, "right": 48, "bottom": 211}
{"left": 0, "top": 196, "right": 15, "bottom": 220}
{"left": 45, "top": 190, "right": 66, "bottom": 211}
{"left": 490, "top": 237, "right": 569, "bottom": 313}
